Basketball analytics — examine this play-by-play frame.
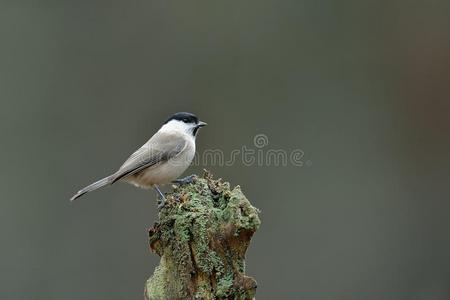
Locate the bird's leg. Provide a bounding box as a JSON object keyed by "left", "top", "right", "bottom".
{"left": 172, "top": 174, "right": 197, "bottom": 185}
{"left": 154, "top": 185, "right": 166, "bottom": 208}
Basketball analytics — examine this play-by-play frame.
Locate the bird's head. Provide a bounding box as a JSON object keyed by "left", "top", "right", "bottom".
{"left": 162, "top": 112, "right": 207, "bottom": 136}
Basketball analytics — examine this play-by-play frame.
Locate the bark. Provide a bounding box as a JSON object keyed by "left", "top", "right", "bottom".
{"left": 144, "top": 171, "right": 260, "bottom": 300}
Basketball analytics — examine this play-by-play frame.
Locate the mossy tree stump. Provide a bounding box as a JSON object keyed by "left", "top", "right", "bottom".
{"left": 145, "top": 172, "right": 260, "bottom": 300}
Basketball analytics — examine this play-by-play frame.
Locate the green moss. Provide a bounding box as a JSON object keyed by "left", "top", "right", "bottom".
{"left": 145, "top": 257, "right": 187, "bottom": 300}
{"left": 145, "top": 172, "right": 260, "bottom": 300}
{"left": 216, "top": 273, "right": 234, "bottom": 298}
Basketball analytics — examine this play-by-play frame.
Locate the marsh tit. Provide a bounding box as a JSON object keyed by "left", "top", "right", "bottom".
{"left": 70, "top": 112, "right": 207, "bottom": 206}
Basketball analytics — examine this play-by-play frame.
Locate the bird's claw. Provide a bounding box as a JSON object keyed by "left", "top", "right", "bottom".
{"left": 154, "top": 186, "right": 166, "bottom": 209}
{"left": 172, "top": 174, "right": 197, "bottom": 185}
{"left": 157, "top": 197, "right": 166, "bottom": 209}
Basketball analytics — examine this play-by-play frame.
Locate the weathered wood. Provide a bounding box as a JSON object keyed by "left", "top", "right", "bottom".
{"left": 145, "top": 171, "right": 260, "bottom": 300}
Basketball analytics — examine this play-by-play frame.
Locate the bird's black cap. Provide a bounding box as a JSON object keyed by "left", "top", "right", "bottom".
{"left": 164, "top": 112, "right": 199, "bottom": 124}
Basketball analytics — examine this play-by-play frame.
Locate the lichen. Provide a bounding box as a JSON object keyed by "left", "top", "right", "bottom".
{"left": 216, "top": 273, "right": 234, "bottom": 298}
{"left": 145, "top": 171, "right": 260, "bottom": 300}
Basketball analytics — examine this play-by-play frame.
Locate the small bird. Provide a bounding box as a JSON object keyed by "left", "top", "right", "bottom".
{"left": 70, "top": 112, "right": 207, "bottom": 206}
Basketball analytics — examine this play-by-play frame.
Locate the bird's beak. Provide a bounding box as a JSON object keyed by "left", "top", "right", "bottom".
{"left": 197, "top": 121, "right": 207, "bottom": 127}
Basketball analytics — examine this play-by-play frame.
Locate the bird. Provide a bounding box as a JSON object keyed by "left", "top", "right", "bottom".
{"left": 70, "top": 112, "right": 207, "bottom": 207}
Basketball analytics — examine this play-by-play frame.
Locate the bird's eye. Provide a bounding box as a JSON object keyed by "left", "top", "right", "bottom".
{"left": 183, "top": 118, "right": 188, "bottom": 123}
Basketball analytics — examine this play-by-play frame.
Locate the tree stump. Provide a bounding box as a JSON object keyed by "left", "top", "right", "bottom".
{"left": 145, "top": 171, "right": 261, "bottom": 300}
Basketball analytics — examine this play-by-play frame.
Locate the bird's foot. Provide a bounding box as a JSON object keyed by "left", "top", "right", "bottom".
{"left": 154, "top": 186, "right": 166, "bottom": 209}
{"left": 172, "top": 174, "right": 197, "bottom": 186}
{"left": 157, "top": 197, "right": 166, "bottom": 209}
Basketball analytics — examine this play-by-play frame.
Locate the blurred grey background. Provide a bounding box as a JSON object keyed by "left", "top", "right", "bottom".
{"left": 1, "top": 1, "right": 449, "bottom": 299}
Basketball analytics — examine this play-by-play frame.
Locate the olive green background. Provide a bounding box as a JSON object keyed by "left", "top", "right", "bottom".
{"left": 1, "top": 1, "right": 449, "bottom": 299}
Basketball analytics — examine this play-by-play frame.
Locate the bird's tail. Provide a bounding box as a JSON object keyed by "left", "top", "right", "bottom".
{"left": 70, "top": 175, "right": 115, "bottom": 201}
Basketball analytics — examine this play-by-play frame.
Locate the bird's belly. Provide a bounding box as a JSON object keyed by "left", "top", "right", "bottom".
{"left": 127, "top": 148, "right": 194, "bottom": 188}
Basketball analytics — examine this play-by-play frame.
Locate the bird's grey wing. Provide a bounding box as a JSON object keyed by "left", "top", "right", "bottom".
{"left": 111, "top": 133, "right": 187, "bottom": 183}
